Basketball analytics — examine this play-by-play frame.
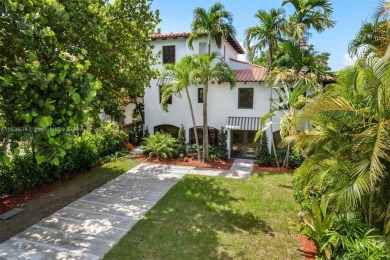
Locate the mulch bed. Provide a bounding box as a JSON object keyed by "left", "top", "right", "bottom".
{"left": 0, "top": 172, "right": 87, "bottom": 215}
{"left": 252, "top": 165, "right": 295, "bottom": 173}
{"left": 138, "top": 156, "right": 234, "bottom": 170}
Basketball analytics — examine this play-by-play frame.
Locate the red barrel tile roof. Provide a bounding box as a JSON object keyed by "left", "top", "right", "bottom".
{"left": 150, "top": 32, "right": 191, "bottom": 39}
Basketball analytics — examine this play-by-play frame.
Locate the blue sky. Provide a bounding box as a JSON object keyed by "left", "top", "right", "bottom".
{"left": 150, "top": 0, "right": 379, "bottom": 71}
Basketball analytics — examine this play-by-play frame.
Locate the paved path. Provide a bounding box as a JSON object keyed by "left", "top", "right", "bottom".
{"left": 0, "top": 159, "right": 253, "bottom": 259}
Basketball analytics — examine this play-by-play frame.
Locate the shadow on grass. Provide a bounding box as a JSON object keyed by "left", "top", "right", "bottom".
{"left": 105, "top": 175, "right": 273, "bottom": 259}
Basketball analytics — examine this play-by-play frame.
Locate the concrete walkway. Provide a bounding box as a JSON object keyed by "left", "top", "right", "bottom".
{"left": 0, "top": 159, "right": 253, "bottom": 259}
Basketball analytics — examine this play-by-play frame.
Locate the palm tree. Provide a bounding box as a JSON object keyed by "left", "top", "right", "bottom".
{"left": 282, "top": 0, "right": 336, "bottom": 42}
{"left": 244, "top": 8, "right": 286, "bottom": 68}
{"left": 160, "top": 56, "right": 201, "bottom": 160}
{"left": 284, "top": 48, "right": 390, "bottom": 232}
{"left": 188, "top": 2, "right": 236, "bottom": 56}
{"left": 349, "top": 1, "right": 389, "bottom": 58}
{"left": 188, "top": 2, "right": 236, "bottom": 160}
{"left": 192, "top": 52, "right": 236, "bottom": 162}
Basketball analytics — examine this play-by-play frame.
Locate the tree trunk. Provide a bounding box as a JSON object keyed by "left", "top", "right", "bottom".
{"left": 202, "top": 81, "right": 209, "bottom": 162}
{"left": 269, "top": 87, "right": 280, "bottom": 167}
{"left": 269, "top": 42, "right": 273, "bottom": 69}
{"left": 186, "top": 89, "right": 201, "bottom": 161}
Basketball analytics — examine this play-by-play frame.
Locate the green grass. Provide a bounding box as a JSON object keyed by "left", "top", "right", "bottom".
{"left": 104, "top": 171, "right": 301, "bottom": 260}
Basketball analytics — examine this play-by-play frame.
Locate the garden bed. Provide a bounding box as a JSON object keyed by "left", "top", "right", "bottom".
{"left": 137, "top": 156, "right": 234, "bottom": 170}
{"left": 252, "top": 165, "right": 295, "bottom": 174}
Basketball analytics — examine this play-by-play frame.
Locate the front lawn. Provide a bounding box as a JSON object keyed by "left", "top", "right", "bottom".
{"left": 104, "top": 171, "right": 300, "bottom": 259}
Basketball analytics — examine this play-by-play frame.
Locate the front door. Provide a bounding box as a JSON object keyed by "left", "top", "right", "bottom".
{"left": 230, "top": 130, "right": 257, "bottom": 158}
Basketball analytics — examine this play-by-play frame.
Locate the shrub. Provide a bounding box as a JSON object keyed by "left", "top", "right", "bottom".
{"left": 96, "top": 122, "right": 127, "bottom": 157}
{"left": 129, "top": 124, "right": 143, "bottom": 145}
{"left": 271, "top": 148, "right": 304, "bottom": 168}
{"left": 143, "top": 132, "right": 179, "bottom": 160}
{"left": 291, "top": 197, "right": 390, "bottom": 259}
{"left": 217, "top": 127, "right": 228, "bottom": 159}
{"left": 0, "top": 125, "right": 128, "bottom": 196}
{"left": 177, "top": 124, "right": 186, "bottom": 155}
{"left": 256, "top": 132, "right": 271, "bottom": 166}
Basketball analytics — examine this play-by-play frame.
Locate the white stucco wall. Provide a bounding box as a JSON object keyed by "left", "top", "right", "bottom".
{"left": 145, "top": 35, "right": 281, "bottom": 157}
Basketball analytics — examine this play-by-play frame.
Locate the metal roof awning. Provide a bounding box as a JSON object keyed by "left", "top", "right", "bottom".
{"left": 156, "top": 77, "right": 172, "bottom": 86}
{"left": 226, "top": 117, "right": 261, "bottom": 131}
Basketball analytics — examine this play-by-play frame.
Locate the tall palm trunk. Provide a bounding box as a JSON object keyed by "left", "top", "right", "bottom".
{"left": 269, "top": 86, "right": 280, "bottom": 168}
{"left": 202, "top": 80, "right": 209, "bottom": 162}
{"left": 185, "top": 88, "right": 201, "bottom": 160}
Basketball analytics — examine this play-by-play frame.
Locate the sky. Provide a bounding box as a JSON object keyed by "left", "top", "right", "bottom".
{"left": 150, "top": 0, "right": 379, "bottom": 71}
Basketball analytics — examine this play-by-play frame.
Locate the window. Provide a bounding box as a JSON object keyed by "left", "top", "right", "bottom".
{"left": 198, "top": 88, "right": 203, "bottom": 103}
{"left": 154, "top": 125, "right": 179, "bottom": 138}
{"left": 199, "top": 42, "right": 207, "bottom": 54}
{"left": 238, "top": 88, "right": 254, "bottom": 109}
{"left": 162, "top": 45, "right": 175, "bottom": 64}
{"left": 159, "top": 85, "right": 172, "bottom": 104}
{"left": 189, "top": 127, "right": 219, "bottom": 146}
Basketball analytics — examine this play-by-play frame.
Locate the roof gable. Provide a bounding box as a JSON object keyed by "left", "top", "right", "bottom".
{"left": 149, "top": 32, "right": 244, "bottom": 54}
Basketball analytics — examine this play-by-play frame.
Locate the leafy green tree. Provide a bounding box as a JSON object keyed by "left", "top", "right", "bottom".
{"left": 0, "top": 0, "right": 159, "bottom": 164}
{"left": 256, "top": 132, "right": 271, "bottom": 166}
{"left": 188, "top": 2, "right": 235, "bottom": 56}
{"left": 177, "top": 124, "right": 186, "bottom": 156}
{"left": 217, "top": 127, "right": 228, "bottom": 159}
{"left": 161, "top": 55, "right": 201, "bottom": 160}
{"left": 192, "top": 52, "right": 236, "bottom": 162}
{"left": 282, "top": 0, "right": 336, "bottom": 42}
{"left": 244, "top": 8, "right": 286, "bottom": 67}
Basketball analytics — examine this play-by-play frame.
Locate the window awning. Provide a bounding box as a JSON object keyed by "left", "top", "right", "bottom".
{"left": 226, "top": 117, "right": 261, "bottom": 131}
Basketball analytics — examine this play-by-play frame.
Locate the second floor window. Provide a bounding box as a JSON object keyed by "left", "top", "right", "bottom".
{"left": 238, "top": 88, "right": 254, "bottom": 109}
{"left": 163, "top": 45, "right": 175, "bottom": 64}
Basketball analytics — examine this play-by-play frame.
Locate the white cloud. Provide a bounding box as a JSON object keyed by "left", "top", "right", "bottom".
{"left": 342, "top": 53, "right": 357, "bottom": 66}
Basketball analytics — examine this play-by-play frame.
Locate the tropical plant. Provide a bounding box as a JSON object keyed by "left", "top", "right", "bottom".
{"left": 349, "top": 0, "right": 389, "bottom": 58}
{"left": 285, "top": 48, "right": 390, "bottom": 232}
{"left": 217, "top": 127, "right": 228, "bottom": 159}
{"left": 256, "top": 132, "right": 271, "bottom": 166}
{"left": 143, "top": 132, "right": 179, "bottom": 160}
{"left": 161, "top": 55, "right": 200, "bottom": 160}
{"left": 244, "top": 8, "right": 286, "bottom": 67}
{"left": 177, "top": 124, "right": 187, "bottom": 156}
{"left": 192, "top": 52, "right": 236, "bottom": 162}
{"left": 282, "top": 0, "right": 336, "bottom": 42}
{"left": 256, "top": 74, "right": 321, "bottom": 168}
{"left": 188, "top": 2, "right": 236, "bottom": 56}
{"left": 291, "top": 196, "right": 340, "bottom": 259}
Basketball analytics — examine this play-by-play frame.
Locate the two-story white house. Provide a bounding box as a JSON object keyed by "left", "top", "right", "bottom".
{"left": 144, "top": 32, "right": 282, "bottom": 159}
